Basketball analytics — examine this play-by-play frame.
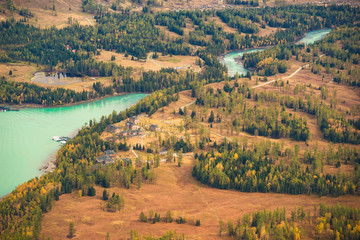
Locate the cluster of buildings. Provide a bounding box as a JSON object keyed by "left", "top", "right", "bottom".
{"left": 106, "top": 116, "right": 160, "bottom": 139}
{"left": 107, "top": 116, "right": 145, "bottom": 138}
{"left": 97, "top": 115, "right": 163, "bottom": 165}
{"left": 173, "top": 65, "right": 188, "bottom": 70}
{"left": 96, "top": 149, "right": 131, "bottom": 165}
{"left": 96, "top": 150, "right": 117, "bottom": 164}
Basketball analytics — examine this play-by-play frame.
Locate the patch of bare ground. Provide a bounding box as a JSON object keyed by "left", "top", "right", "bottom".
{"left": 247, "top": 56, "right": 360, "bottom": 115}
{"left": 287, "top": 68, "right": 360, "bottom": 114}
{"left": 1, "top": 0, "right": 97, "bottom": 28}
{"left": 96, "top": 51, "right": 151, "bottom": 70}
{"left": 262, "top": 0, "right": 318, "bottom": 7}
{"left": 28, "top": 9, "right": 95, "bottom": 28}
{"left": 59, "top": 77, "right": 113, "bottom": 92}
{"left": 192, "top": 75, "right": 360, "bottom": 162}
{"left": 0, "top": 62, "right": 39, "bottom": 82}
{"left": 161, "top": 0, "right": 218, "bottom": 10}
{"left": 0, "top": 62, "right": 114, "bottom": 91}
{"left": 257, "top": 25, "right": 285, "bottom": 37}
{"left": 41, "top": 154, "right": 360, "bottom": 239}
{"left": 301, "top": 163, "right": 355, "bottom": 176}
{"left": 96, "top": 50, "right": 201, "bottom": 72}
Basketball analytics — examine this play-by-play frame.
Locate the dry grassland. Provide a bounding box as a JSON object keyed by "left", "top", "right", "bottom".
{"left": 2, "top": 0, "right": 98, "bottom": 28}
{"left": 184, "top": 56, "right": 360, "bottom": 163}
{"left": 41, "top": 154, "right": 360, "bottom": 239}
{"left": 161, "top": 0, "right": 219, "bottom": 10}
{"left": 257, "top": 25, "right": 285, "bottom": 37}
{"left": 96, "top": 50, "right": 201, "bottom": 72}
{"left": 0, "top": 62, "right": 39, "bottom": 82}
{"left": 246, "top": 56, "right": 360, "bottom": 113}
{"left": 0, "top": 62, "right": 114, "bottom": 91}
{"left": 61, "top": 77, "right": 114, "bottom": 91}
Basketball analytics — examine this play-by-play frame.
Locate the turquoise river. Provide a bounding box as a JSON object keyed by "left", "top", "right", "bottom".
{"left": 221, "top": 28, "right": 332, "bottom": 77}
{"left": 0, "top": 93, "right": 146, "bottom": 197}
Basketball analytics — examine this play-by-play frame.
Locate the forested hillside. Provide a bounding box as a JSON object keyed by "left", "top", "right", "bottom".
{"left": 0, "top": 2, "right": 360, "bottom": 239}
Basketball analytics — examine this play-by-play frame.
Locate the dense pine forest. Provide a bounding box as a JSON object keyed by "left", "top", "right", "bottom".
{"left": 0, "top": 2, "right": 360, "bottom": 239}
{"left": 193, "top": 140, "right": 360, "bottom": 195}
{"left": 220, "top": 204, "right": 360, "bottom": 239}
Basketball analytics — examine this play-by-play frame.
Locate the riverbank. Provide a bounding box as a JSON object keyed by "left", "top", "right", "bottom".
{"left": 220, "top": 28, "right": 332, "bottom": 76}
{"left": 0, "top": 93, "right": 147, "bottom": 197}
{"left": 0, "top": 91, "right": 150, "bottom": 110}
{"left": 232, "top": 46, "right": 271, "bottom": 65}
{"left": 38, "top": 128, "right": 81, "bottom": 174}
{"left": 219, "top": 28, "right": 332, "bottom": 58}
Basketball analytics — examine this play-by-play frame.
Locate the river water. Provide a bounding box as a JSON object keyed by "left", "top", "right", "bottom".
{"left": 0, "top": 93, "right": 146, "bottom": 197}
{"left": 221, "top": 28, "right": 332, "bottom": 77}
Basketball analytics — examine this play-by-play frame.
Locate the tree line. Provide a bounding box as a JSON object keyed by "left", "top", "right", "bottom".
{"left": 194, "top": 82, "right": 310, "bottom": 141}
{"left": 220, "top": 204, "right": 360, "bottom": 240}
{"left": 253, "top": 89, "right": 360, "bottom": 144}
{"left": 193, "top": 140, "right": 360, "bottom": 196}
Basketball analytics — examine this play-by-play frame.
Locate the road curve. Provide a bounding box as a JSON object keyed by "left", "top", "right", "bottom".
{"left": 252, "top": 54, "right": 325, "bottom": 89}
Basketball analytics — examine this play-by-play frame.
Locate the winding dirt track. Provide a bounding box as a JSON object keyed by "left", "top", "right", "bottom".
{"left": 252, "top": 54, "right": 325, "bottom": 89}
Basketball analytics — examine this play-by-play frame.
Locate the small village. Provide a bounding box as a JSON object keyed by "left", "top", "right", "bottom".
{"left": 96, "top": 115, "right": 164, "bottom": 165}
{"left": 105, "top": 115, "right": 160, "bottom": 140}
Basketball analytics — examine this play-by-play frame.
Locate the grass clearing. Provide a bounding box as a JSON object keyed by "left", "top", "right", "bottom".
{"left": 96, "top": 50, "right": 201, "bottom": 72}
{"left": 0, "top": 62, "right": 39, "bottom": 82}
{"left": 41, "top": 154, "right": 360, "bottom": 239}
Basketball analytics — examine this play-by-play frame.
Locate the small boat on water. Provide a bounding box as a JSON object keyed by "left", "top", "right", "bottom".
{"left": 52, "top": 136, "right": 71, "bottom": 143}
{"left": 59, "top": 137, "right": 71, "bottom": 141}
{"left": 0, "top": 107, "right": 19, "bottom": 112}
{"left": 51, "top": 136, "right": 60, "bottom": 141}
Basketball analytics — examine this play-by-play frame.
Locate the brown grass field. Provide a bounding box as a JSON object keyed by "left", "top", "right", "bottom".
{"left": 0, "top": 62, "right": 115, "bottom": 92}
{"left": 96, "top": 50, "right": 201, "bottom": 72}
{"left": 0, "top": 0, "right": 98, "bottom": 28}
{"left": 257, "top": 25, "right": 285, "bottom": 37}
{"left": 201, "top": 54, "right": 360, "bottom": 153}
{"left": 0, "top": 62, "right": 39, "bottom": 82}
{"left": 41, "top": 154, "right": 360, "bottom": 239}
{"left": 158, "top": 0, "right": 318, "bottom": 11}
